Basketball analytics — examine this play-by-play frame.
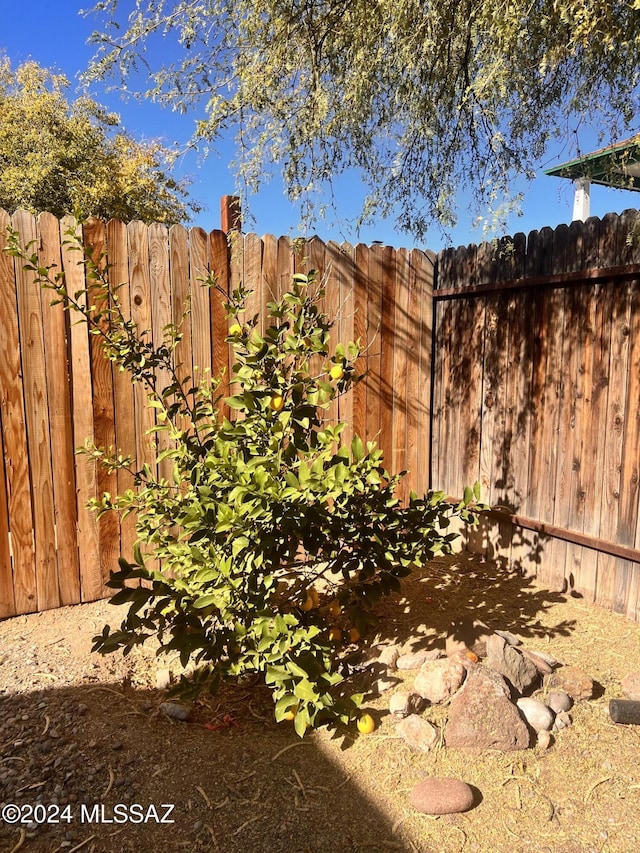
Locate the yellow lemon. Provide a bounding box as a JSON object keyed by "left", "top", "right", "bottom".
{"left": 329, "top": 364, "right": 344, "bottom": 381}
{"left": 348, "top": 628, "right": 361, "bottom": 643}
{"left": 269, "top": 394, "right": 284, "bottom": 412}
{"left": 327, "top": 600, "right": 341, "bottom": 618}
{"left": 283, "top": 704, "right": 298, "bottom": 721}
{"left": 229, "top": 323, "right": 242, "bottom": 336}
{"left": 328, "top": 627, "right": 342, "bottom": 644}
{"left": 357, "top": 713, "right": 376, "bottom": 734}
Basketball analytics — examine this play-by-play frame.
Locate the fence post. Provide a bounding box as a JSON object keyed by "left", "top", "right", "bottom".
{"left": 220, "top": 195, "right": 242, "bottom": 233}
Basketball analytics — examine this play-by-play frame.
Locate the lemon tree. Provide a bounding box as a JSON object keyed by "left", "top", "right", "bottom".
{"left": 10, "top": 228, "right": 482, "bottom": 735}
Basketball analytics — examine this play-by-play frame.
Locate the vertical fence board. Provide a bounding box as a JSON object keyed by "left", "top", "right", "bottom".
{"left": 84, "top": 218, "right": 120, "bottom": 585}
{"left": 169, "top": 225, "right": 192, "bottom": 388}
{"left": 13, "top": 211, "right": 59, "bottom": 611}
{"left": 335, "top": 242, "right": 355, "bottom": 447}
{"left": 324, "top": 240, "right": 342, "bottom": 430}
{"left": 353, "top": 245, "right": 369, "bottom": 445}
{"left": 38, "top": 213, "right": 80, "bottom": 605}
{"left": 415, "top": 250, "right": 434, "bottom": 498}
{"left": 392, "top": 249, "right": 410, "bottom": 499}
{"left": 378, "top": 246, "right": 396, "bottom": 472}
{"left": 106, "top": 218, "right": 137, "bottom": 565}
{"left": 61, "top": 216, "right": 102, "bottom": 601}
{"left": 597, "top": 279, "right": 632, "bottom": 610}
{"left": 148, "top": 223, "right": 173, "bottom": 485}
{"left": 127, "top": 221, "right": 156, "bottom": 478}
{"left": 243, "top": 233, "right": 264, "bottom": 332}
{"left": 0, "top": 404, "right": 13, "bottom": 617}
{"left": 0, "top": 210, "right": 35, "bottom": 613}
{"left": 407, "top": 250, "right": 426, "bottom": 495}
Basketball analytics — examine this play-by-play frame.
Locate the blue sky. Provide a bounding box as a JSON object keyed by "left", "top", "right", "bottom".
{"left": 2, "top": 1, "right": 639, "bottom": 252}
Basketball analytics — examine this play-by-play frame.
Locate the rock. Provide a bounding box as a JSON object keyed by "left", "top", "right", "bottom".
{"left": 397, "top": 651, "right": 433, "bottom": 670}
{"left": 520, "top": 649, "right": 554, "bottom": 675}
{"left": 156, "top": 669, "right": 171, "bottom": 690}
{"left": 622, "top": 670, "right": 640, "bottom": 701}
{"left": 546, "top": 691, "right": 573, "bottom": 714}
{"left": 410, "top": 777, "right": 475, "bottom": 815}
{"left": 160, "top": 702, "right": 191, "bottom": 722}
{"left": 495, "top": 630, "right": 522, "bottom": 646}
{"left": 553, "top": 711, "right": 572, "bottom": 731}
{"left": 516, "top": 698, "right": 555, "bottom": 732}
{"left": 414, "top": 659, "right": 466, "bottom": 704}
{"left": 449, "top": 650, "right": 481, "bottom": 671}
{"left": 529, "top": 649, "right": 560, "bottom": 668}
{"left": 373, "top": 676, "right": 401, "bottom": 694}
{"left": 396, "top": 715, "right": 439, "bottom": 752}
{"left": 536, "top": 730, "right": 553, "bottom": 750}
{"left": 376, "top": 644, "right": 401, "bottom": 672}
{"left": 485, "top": 634, "right": 539, "bottom": 694}
{"left": 389, "top": 692, "right": 427, "bottom": 718}
{"left": 446, "top": 618, "right": 493, "bottom": 657}
{"left": 444, "top": 667, "right": 530, "bottom": 751}
{"left": 545, "top": 666, "right": 594, "bottom": 701}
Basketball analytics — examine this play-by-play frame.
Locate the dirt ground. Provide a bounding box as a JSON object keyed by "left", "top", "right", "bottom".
{"left": 1, "top": 552, "right": 640, "bottom": 853}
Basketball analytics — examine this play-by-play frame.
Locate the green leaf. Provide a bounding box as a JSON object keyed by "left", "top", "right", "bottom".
{"left": 351, "top": 434, "right": 365, "bottom": 461}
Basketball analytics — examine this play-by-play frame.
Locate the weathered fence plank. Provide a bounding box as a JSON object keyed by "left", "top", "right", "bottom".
{"left": 61, "top": 215, "right": 102, "bottom": 601}
{"left": 106, "top": 218, "right": 137, "bottom": 565}
{"left": 13, "top": 210, "right": 59, "bottom": 611}
{"left": 0, "top": 210, "right": 35, "bottom": 614}
{"left": 38, "top": 213, "right": 80, "bottom": 605}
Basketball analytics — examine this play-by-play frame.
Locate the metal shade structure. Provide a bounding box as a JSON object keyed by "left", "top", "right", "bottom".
{"left": 545, "top": 134, "right": 640, "bottom": 221}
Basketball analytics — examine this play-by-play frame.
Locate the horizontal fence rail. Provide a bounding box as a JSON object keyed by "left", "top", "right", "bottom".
{"left": 434, "top": 210, "right": 640, "bottom": 621}
{"left": 0, "top": 210, "right": 434, "bottom": 617}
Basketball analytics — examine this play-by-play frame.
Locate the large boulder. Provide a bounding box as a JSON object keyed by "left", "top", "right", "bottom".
{"left": 444, "top": 667, "right": 530, "bottom": 750}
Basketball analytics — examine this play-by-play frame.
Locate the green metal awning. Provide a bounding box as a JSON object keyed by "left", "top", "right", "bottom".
{"left": 544, "top": 135, "right": 640, "bottom": 191}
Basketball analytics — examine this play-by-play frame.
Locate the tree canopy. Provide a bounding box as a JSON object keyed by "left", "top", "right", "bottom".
{"left": 0, "top": 58, "right": 201, "bottom": 223}
{"left": 85, "top": 1, "right": 640, "bottom": 239}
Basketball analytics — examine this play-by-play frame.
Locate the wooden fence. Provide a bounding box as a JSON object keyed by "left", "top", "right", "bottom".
{"left": 0, "top": 210, "right": 434, "bottom": 617}
{"left": 433, "top": 210, "right": 640, "bottom": 621}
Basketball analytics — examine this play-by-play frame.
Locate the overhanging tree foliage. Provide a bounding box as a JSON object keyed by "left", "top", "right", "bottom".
{"left": 0, "top": 58, "right": 201, "bottom": 223}
{"left": 85, "top": 0, "right": 640, "bottom": 238}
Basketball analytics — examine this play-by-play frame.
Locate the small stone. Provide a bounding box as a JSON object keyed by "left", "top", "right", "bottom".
{"left": 553, "top": 711, "right": 572, "bottom": 731}
{"left": 525, "top": 649, "right": 559, "bottom": 668}
{"left": 373, "top": 676, "right": 400, "bottom": 694}
{"left": 516, "top": 697, "right": 555, "bottom": 732}
{"left": 160, "top": 702, "right": 191, "bottom": 722}
{"left": 389, "top": 692, "right": 411, "bottom": 718}
{"left": 520, "top": 649, "right": 554, "bottom": 675}
{"left": 156, "top": 669, "right": 171, "bottom": 690}
{"left": 545, "top": 666, "right": 594, "bottom": 701}
{"left": 414, "top": 659, "right": 466, "bottom": 704}
{"left": 397, "top": 716, "right": 439, "bottom": 752}
{"left": 376, "top": 644, "right": 401, "bottom": 672}
{"left": 389, "top": 692, "right": 427, "bottom": 719}
{"left": 536, "top": 730, "right": 553, "bottom": 750}
{"left": 546, "top": 691, "right": 573, "bottom": 714}
{"left": 410, "top": 777, "right": 475, "bottom": 815}
{"left": 622, "top": 670, "right": 640, "bottom": 701}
